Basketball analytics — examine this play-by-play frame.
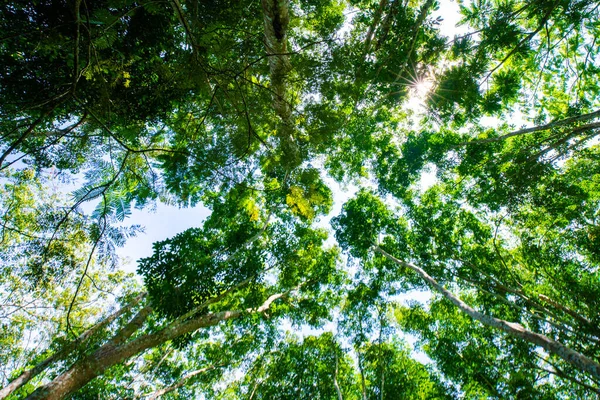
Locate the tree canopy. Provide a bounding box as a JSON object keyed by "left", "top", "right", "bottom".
{"left": 1, "top": 0, "right": 600, "bottom": 398}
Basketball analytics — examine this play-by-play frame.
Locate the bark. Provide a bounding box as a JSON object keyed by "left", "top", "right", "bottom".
{"left": 261, "top": 0, "right": 299, "bottom": 167}
{"left": 24, "top": 292, "right": 287, "bottom": 400}
{"left": 0, "top": 293, "right": 146, "bottom": 400}
{"left": 374, "top": 246, "right": 600, "bottom": 381}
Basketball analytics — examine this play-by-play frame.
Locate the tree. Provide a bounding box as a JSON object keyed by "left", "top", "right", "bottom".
{"left": 333, "top": 185, "right": 600, "bottom": 395}
{"left": 228, "top": 333, "right": 359, "bottom": 400}
{"left": 1, "top": 0, "right": 600, "bottom": 398}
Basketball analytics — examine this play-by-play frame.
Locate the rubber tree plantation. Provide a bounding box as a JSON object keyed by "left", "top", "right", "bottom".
{"left": 1, "top": 0, "right": 600, "bottom": 398}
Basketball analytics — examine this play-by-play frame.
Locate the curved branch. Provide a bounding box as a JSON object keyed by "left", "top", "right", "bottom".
{"left": 0, "top": 293, "right": 146, "bottom": 400}
{"left": 465, "top": 109, "right": 600, "bottom": 146}
{"left": 24, "top": 290, "right": 292, "bottom": 400}
{"left": 374, "top": 246, "right": 600, "bottom": 381}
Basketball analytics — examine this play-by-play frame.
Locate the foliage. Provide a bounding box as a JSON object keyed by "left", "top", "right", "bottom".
{"left": 1, "top": 0, "right": 600, "bottom": 398}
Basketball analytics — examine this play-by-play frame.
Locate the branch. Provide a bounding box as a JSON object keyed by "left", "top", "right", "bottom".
{"left": 25, "top": 289, "right": 292, "bottom": 400}
{"left": 65, "top": 198, "right": 108, "bottom": 336}
{"left": 464, "top": 109, "right": 600, "bottom": 145}
{"left": 0, "top": 293, "right": 146, "bottom": 400}
{"left": 374, "top": 246, "right": 600, "bottom": 381}
{"left": 0, "top": 112, "right": 51, "bottom": 170}
{"left": 483, "top": 0, "right": 560, "bottom": 82}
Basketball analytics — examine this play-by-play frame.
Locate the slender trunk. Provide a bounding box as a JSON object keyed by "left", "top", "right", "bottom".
{"left": 379, "top": 367, "right": 385, "bottom": 400}
{"left": 377, "top": 311, "right": 385, "bottom": 400}
{"left": 363, "top": 0, "right": 389, "bottom": 56}
{"left": 0, "top": 293, "right": 146, "bottom": 400}
{"left": 24, "top": 292, "right": 286, "bottom": 400}
{"left": 248, "top": 382, "right": 259, "bottom": 400}
{"left": 403, "top": 0, "right": 435, "bottom": 61}
{"left": 374, "top": 246, "right": 600, "bottom": 381}
{"left": 261, "top": 0, "right": 299, "bottom": 167}
{"left": 333, "top": 353, "right": 344, "bottom": 400}
{"left": 355, "top": 313, "right": 368, "bottom": 400}
{"left": 357, "top": 349, "right": 368, "bottom": 400}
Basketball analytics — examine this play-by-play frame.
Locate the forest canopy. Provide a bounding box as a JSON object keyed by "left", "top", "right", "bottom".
{"left": 1, "top": 0, "right": 600, "bottom": 398}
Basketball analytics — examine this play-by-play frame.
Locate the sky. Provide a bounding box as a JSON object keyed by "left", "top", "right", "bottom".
{"left": 108, "top": 4, "right": 470, "bottom": 364}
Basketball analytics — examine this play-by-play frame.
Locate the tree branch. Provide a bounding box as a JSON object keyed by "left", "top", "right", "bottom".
{"left": 374, "top": 246, "right": 600, "bottom": 381}
{"left": 464, "top": 109, "right": 600, "bottom": 145}
{"left": 0, "top": 293, "right": 146, "bottom": 400}
{"left": 24, "top": 289, "right": 292, "bottom": 400}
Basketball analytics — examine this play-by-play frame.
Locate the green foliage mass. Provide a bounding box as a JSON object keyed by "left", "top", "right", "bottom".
{"left": 332, "top": 189, "right": 395, "bottom": 257}
{"left": 1, "top": 0, "right": 600, "bottom": 398}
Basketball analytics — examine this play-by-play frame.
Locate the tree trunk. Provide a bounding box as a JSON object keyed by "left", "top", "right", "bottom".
{"left": 261, "top": 0, "right": 299, "bottom": 167}
{"left": 333, "top": 352, "right": 344, "bottom": 400}
{"left": 374, "top": 246, "right": 600, "bottom": 381}
{"left": 24, "top": 292, "right": 286, "bottom": 400}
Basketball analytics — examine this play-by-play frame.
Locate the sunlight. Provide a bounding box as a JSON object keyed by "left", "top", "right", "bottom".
{"left": 412, "top": 77, "right": 434, "bottom": 98}
{"left": 404, "top": 74, "right": 435, "bottom": 114}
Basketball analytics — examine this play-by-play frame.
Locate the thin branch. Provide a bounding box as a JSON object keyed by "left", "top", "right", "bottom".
{"left": 464, "top": 109, "right": 600, "bottom": 145}
{"left": 65, "top": 197, "right": 109, "bottom": 337}
{"left": 483, "top": 0, "right": 560, "bottom": 82}
{"left": 0, "top": 293, "right": 146, "bottom": 399}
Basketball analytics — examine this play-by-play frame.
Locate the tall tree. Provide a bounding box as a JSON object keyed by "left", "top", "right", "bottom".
{"left": 1, "top": 0, "right": 599, "bottom": 397}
